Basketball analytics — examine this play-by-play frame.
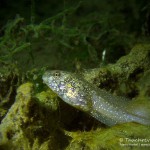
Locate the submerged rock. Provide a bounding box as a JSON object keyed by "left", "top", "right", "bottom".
{"left": 0, "top": 44, "right": 150, "bottom": 150}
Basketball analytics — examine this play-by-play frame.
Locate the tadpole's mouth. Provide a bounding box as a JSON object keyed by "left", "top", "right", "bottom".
{"left": 42, "top": 71, "right": 51, "bottom": 84}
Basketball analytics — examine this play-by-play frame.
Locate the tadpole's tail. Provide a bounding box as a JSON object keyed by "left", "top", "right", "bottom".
{"left": 128, "top": 102, "right": 150, "bottom": 126}
{"left": 132, "top": 113, "right": 150, "bottom": 125}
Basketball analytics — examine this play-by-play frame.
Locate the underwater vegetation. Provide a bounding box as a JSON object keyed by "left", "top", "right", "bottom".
{"left": 0, "top": 0, "right": 150, "bottom": 149}
{"left": 1, "top": 0, "right": 147, "bottom": 70}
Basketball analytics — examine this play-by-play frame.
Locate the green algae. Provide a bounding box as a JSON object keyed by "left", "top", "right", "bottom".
{"left": 0, "top": 64, "right": 21, "bottom": 121}
{"left": 0, "top": 82, "right": 68, "bottom": 150}
{"left": 82, "top": 44, "right": 150, "bottom": 97}
{"left": 36, "top": 90, "right": 58, "bottom": 111}
{"left": 65, "top": 123, "right": 150, "bottom": 150}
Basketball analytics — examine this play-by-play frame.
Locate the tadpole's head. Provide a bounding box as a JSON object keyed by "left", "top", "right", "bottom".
{"left": 42, "top": 70, "right": 90, "bottom": 112}
{"left": 42, "top": 70, "right": 71, "bottom": 93}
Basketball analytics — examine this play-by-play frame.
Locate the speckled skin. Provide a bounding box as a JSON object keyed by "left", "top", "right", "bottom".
{"left": 42, "top": 70, "right": 150, "bottom": 126}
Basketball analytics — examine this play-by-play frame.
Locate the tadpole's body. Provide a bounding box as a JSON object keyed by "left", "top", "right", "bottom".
{"left": 42, "top": 70, "right": 150, "bottom": 126}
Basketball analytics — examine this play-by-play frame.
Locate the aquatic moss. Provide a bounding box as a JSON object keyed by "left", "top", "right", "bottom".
{"left": 0, "top": 64, "right": 20, "bottom": 121}
{"left": 0, "top": 82, "right": 69, "bottom": 150}
{"left": 82, "top": 44, "right": 150, "bottom": 97}
{"left": 65, "top": 123, "right": 150, "bottom": 150}
{"left": 36, "top": 90, "right": 58, "bottom": 111}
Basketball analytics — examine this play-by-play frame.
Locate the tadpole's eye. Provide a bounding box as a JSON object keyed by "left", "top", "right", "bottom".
{"left": 54, "top": 72, "right": 60, "bottom": 77}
